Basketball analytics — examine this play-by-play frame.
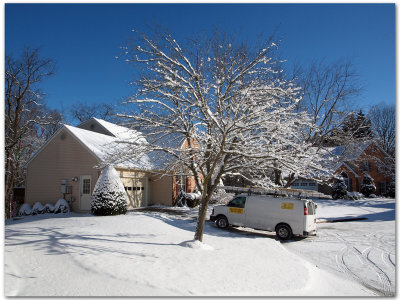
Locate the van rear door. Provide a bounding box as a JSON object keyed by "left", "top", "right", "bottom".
{"left": 303, "top": 200, "right": 317, "bottom": 235}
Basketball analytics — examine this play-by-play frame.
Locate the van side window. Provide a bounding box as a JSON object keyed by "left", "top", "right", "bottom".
{"left": 227, "top": 197, "right": 246, "bottom": 208}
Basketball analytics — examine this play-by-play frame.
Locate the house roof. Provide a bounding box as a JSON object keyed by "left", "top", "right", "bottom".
{"left": 64, "top": 124, "right": 154, "bottom": 170}
{"left": 328, "top": 141, "right": 372, "bottom": 161}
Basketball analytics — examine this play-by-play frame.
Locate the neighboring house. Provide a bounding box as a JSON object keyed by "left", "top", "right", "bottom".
{"left": 290, "top": 141, "right": 393, "bottom": 196}
{"left": 24, "top": 118, "right": 196, "bottom": 212}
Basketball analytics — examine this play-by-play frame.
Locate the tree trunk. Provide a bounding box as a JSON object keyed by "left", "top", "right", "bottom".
{"left": 194, "top": 192, "right": 212, "bottom": 242}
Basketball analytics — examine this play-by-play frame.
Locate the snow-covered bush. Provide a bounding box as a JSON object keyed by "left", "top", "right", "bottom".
{"left": 176, "top": 190, "right": 201, "bottom": 208}
{"left": 347, "top": 192, "right": 363, "bottom": 200}
{"left": 54, "top": 198, "right": 70, "bottom": 214}
{"left": 18, "top": 203, "right": 32, "bottom": 216}
{"left": 332, "top": 178, "right": 348, "bottom": 200}
{"left": 31, "top": 202, "right": 46, "bottom": 215}
{"left": 210, "top": 189, "right": 234, "bottom": 205}
{"left": 369, "top": 194, "right": 377, "bottom": 198}
{"left": 91, "top": 165, "right": 128, "bottom": 216}
{"left": 360, "top": 174, "right": 376, "bottom": 197}
{"left": 44, "top": 203, "right": 55, "bottom": 213}
{"left": 387, "top": 181, "right": 395, "bottom": 198}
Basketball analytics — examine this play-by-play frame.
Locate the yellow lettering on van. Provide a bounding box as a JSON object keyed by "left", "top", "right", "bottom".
{"left": 229, "top": 207, "right": 244, "bottom": 214}
{"left": 281, "top": 203, "right": 294, "bottom": 210}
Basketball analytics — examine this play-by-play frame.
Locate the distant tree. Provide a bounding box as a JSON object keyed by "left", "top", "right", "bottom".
{"left": 292, "top": 59, "right": 362, "bottom": 146}
{"left": 278, "top": 59, "right": 362, "bottom": 187}
{"left": 368, "top": 103, "right": 395, "bottom": 157}
{"left": 5, "top": 47, "right": 61, "bottom": 218}
{"left": 70, "top": 102, "right": 119, "bottom": 123}
{"left": 360, "top": 174, "right": 376, "bottom": 197}
{"left": 342, "top": 110, "right": 373, "bottom": 140}
{"left": 115, "top": 29, "right": 329, "bottom": 242}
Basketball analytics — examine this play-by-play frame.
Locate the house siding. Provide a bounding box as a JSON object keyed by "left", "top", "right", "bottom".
{"left": 150, "top": 174, "right": 174, "bottom": 206}
{"left": 25, "top": 127, "right": 100, "bottom": 212}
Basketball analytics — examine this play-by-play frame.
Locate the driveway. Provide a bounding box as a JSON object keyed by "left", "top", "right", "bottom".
{"left": 282, "top": 198, "right": 395, "bottom": 296}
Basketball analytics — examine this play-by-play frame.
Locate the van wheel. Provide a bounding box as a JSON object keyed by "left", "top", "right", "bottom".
{"left": 276, "top": 224, "right": 292, "bottom": 240}
{"left": 216, "top": 216, "right": 229, "bottom": 229}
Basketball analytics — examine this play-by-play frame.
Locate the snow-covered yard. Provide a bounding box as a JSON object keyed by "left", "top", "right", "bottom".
{"left": 5, "top": 197, "right": 394, "bottom": 296}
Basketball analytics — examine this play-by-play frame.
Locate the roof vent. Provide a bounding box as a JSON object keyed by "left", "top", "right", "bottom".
{"left": 60, "top": 133, "right": 66, "bottom": 140}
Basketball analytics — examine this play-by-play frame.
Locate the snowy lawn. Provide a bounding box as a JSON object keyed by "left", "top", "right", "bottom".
{"left": 5, "top": 197, "right": 393, "bottom": 296}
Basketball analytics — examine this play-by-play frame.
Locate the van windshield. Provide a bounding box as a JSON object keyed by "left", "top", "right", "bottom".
{"left": 306, "top": 201, "right": 316, "bottom": 215}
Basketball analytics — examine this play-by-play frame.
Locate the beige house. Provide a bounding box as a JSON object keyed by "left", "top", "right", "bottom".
{"left": 25, "top": 118, "right": 174, "bottom": 212}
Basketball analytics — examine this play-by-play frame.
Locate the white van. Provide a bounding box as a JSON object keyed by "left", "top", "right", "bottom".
{"left": 210, "top": 194, "right": 317, "bottom": 240}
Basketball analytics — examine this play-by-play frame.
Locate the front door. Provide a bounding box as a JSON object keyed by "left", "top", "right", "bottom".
{"left": 80, "top": 175, "right": 92, "bottom": 210}
{"left": 226, "top": 196, "right": 246, "bottom": 226}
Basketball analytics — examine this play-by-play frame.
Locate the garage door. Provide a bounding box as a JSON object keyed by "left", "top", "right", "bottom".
{"left": 121, "top": 177, "right": 147, "bottom": 209}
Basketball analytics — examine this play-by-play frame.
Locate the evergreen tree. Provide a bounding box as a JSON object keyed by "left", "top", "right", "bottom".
{"left": 360, "top": 174, "right": 376, "bottom": 197}
{"left": 342, "top": 110, "right": 373, "bottom": 140}
{"left": 91, "top": 165, "right": 128, "bottom": 216}
{"left": 332, "top": 177, "right": 348, "bottom": 200}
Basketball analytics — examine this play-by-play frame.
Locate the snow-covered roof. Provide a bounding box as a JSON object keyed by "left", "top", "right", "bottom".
{"left": 329, "top": 141, "right": 372, "bottom": 161}
{"left": 64, "top": 125, "right": 154, "bottom": 171}
{"left": 91, "top": 118, "right": 148, "bottom": 142}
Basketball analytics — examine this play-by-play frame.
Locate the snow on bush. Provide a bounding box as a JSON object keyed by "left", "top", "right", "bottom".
{"left": 347, "top": 192, "right": 363, "bottom": 200}
{"left": 44, "top": 203, "right": 55, "bottom": 213}
{"left": 332, "top": 178, "right": 348, "bottom": 200}
{"left": 176, "top": 190, "right": 201, "bottom": 208}
{"left": 18, "top": 203, "right": 32, "bottom": 216}
{"left": 54, "top": 199, "right": 70, "bottom": 214}
{"left": 360, "top": 174, "right": 376, "bottom": 197}
{"left": 91, "top": 165, "right": 128, "bottom": 216}
{"left": 211, "top": 189, "right": 234, "bottom": 205}
{"left": 31, "top": 202, "right": 46, "bottom": 215}
{"left": 369, "top": 194, "right": 377, "bottom": 198}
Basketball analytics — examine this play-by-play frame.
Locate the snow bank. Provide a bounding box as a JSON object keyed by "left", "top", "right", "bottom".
{"left": 178, "top": 240, "right": 213, "bottom": 250}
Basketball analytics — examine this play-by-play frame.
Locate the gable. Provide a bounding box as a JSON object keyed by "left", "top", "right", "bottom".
{"left": 27, "top": 127, "right": 100, "bottom": 169}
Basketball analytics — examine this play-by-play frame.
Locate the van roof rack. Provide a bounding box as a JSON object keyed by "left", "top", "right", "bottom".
{"left": 215, "top": 185, "right": 326, "bottom": 200}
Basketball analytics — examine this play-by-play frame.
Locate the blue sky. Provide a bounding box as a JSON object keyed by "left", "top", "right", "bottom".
{"left": 5, "top": 3, "right": 395, "bottom": 120}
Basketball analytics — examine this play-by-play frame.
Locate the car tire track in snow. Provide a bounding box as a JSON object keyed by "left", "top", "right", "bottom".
{"left": 334, "top": 233, "right": 394, "bottom": 296}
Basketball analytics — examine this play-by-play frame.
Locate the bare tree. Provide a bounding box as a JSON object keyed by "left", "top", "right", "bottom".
{"left": 368, "top": 103, "right": 395, "bottom": 158}
{"left": 70, "top": 102, "right": 119, "bottom": 123}
{"left": 5, "top": 48, "right": 60, "bottom": 218}
{"left": 294, "top": 59, "right": 362, "bottom": 145}
{"left": 112, "top": 29, "right": 329, "bottom": 242}
{"left": 278, "top": 59, "right": 363, "bottom": 187}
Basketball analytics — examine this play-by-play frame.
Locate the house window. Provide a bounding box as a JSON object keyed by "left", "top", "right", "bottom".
{"left": 292, "top": 182, "right": 299, "bottom": 186}
{"left": 300, "top": 182, "right": 308, "bottom": 186}
{"left": 308, "top": 182, "right": 316, "bottom": 186}
{"left": 360, "top": 161, "right": 372, "bottom": 173}
{"left": 378, "top": 182, "right": 387, "bottom": 195}
{"left": 82, "top": 179, "right": 91, "bottom": 194}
